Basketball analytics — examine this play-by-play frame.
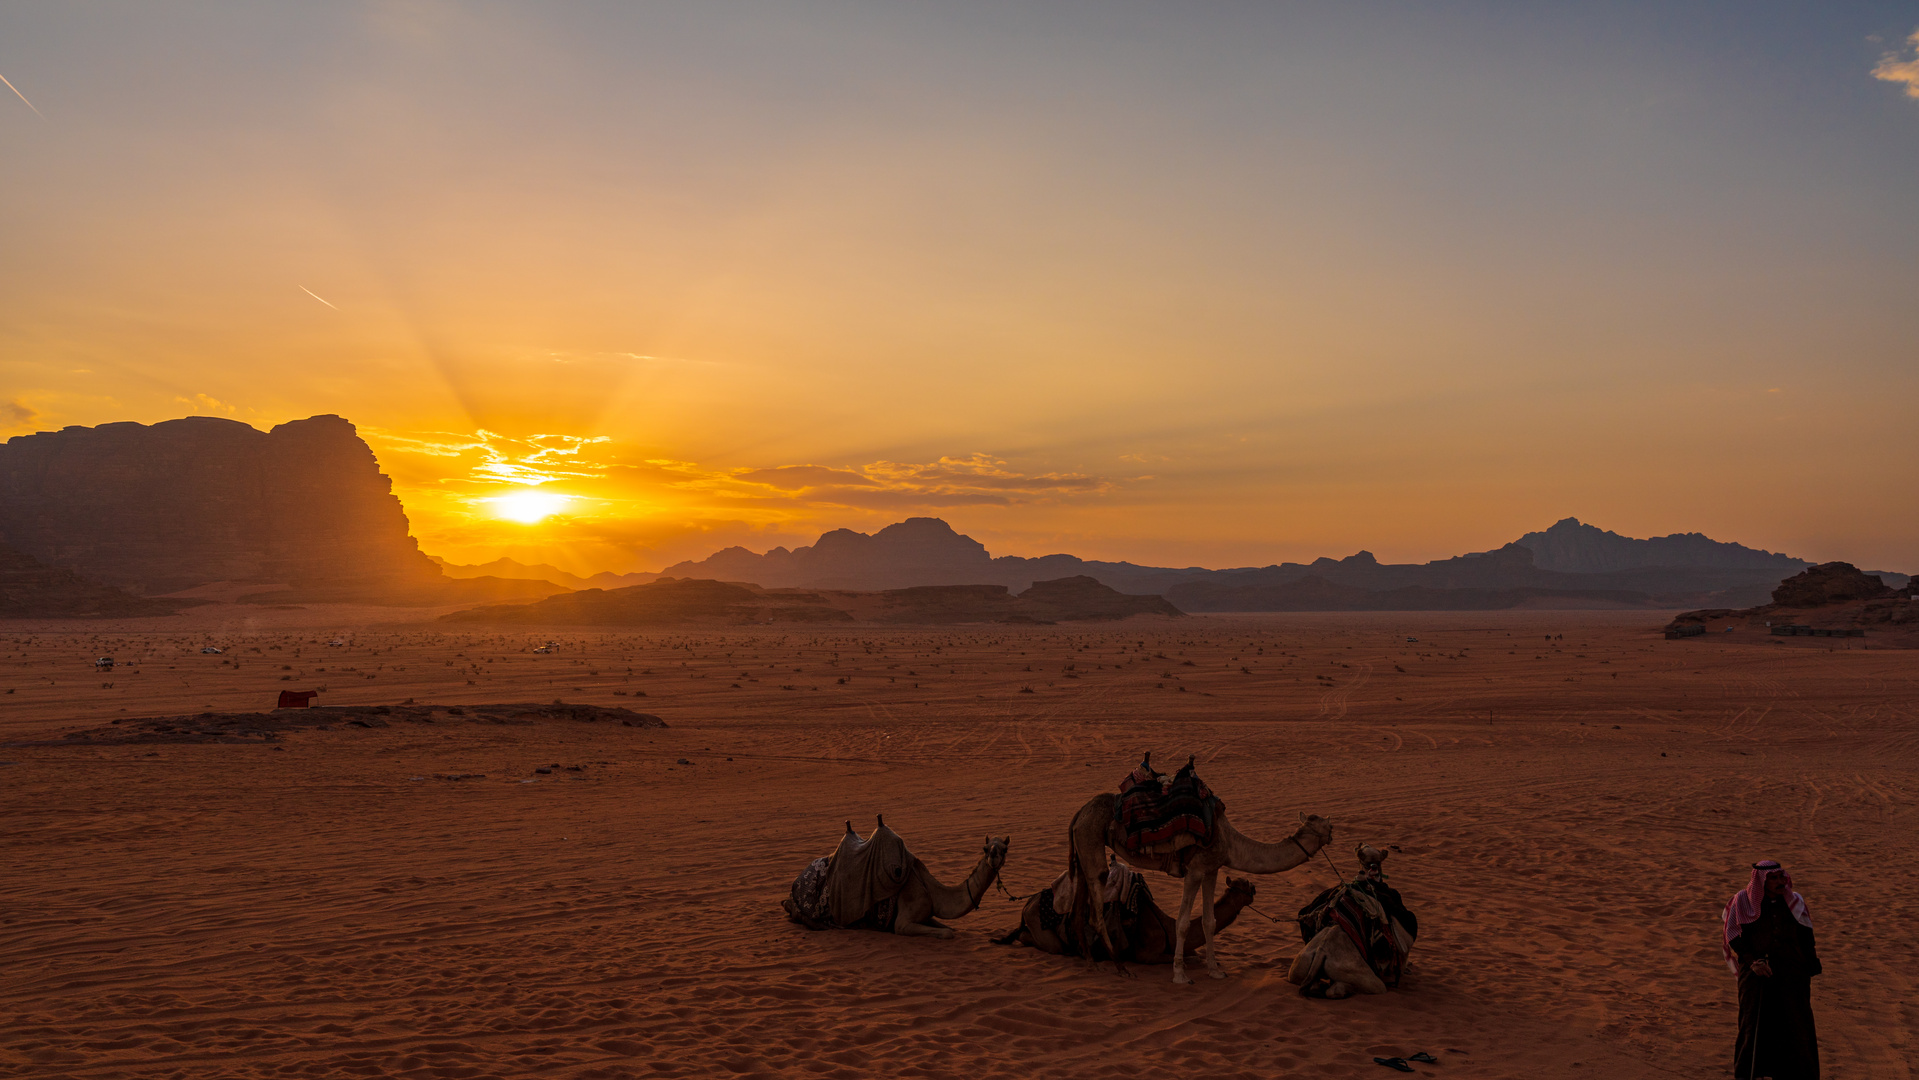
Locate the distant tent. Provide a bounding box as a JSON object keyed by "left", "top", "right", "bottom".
{"left": 277, "top": 690, "right": 319, "bottom": 708}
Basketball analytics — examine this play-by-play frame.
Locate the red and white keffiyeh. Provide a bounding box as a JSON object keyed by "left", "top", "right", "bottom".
{"left": 1721, "top": 859, "right": 1812, "bottom": 974}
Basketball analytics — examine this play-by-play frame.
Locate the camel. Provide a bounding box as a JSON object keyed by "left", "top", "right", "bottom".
{"left": 783, "top": 816, "right": 1011, "bottom": 938}
{"left": 1287, "top": 844, "right": 1418, "bottom": 998}
{"left": 1067, "top": 755, "right": 1334, "bottom": 983}
{"left": 993, "top": 868, "right": 1258, "bottom": 965}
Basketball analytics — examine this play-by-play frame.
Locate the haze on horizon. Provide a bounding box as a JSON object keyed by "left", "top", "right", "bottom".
{"left": 3, "top": 3, "right": 1916, "bottom": 577}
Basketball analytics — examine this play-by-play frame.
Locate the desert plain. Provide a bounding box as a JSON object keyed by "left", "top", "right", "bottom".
{"left": 2, "top": 607, "right": 1914, "bottom": 1079}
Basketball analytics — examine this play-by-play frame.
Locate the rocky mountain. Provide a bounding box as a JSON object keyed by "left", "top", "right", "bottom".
{"left": 653, "top": 516, "right": 1908, "bottom": 611}
{"left": 0, "top": 414, "right": 551, "bottom": 604}
{"left": 660, "top": 518, "right": 998, "bottom": 591}
{"left": 432, "top": 555, "right": 655, "bottom": 592}
{"left": 440, "top": 574, "right": 1182, "bottom": 626}
{"left": 1515, "top": 517, "right": 1807, "bottom": 573}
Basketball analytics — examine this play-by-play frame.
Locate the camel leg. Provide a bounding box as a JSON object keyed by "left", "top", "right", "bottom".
{"left": 1288, "top": 927, "right": 1386, "bottom": 998}
{"left": 893, "top": 921, "right": 956, "bottom": 940}
{"left": 1170, "top": 874, "right": 1204, "bottom": 984}
{"left": 1287, "top": 929, "right": 1328, "bottom": 987}
{"left": 1084, "top": 854, "right": 1125, "bottom": 975}
{"left": 1199, "top": 872, "right": 1225, "bottom": 979}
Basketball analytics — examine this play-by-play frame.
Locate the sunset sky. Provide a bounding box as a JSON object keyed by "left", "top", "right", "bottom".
{"left": 3, "top": 3, "right": 1916, "bottom": 575}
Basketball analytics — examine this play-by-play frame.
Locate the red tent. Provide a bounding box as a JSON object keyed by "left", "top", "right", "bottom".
{"left": 277, "top": 690, "right": 319, "bottom": 709}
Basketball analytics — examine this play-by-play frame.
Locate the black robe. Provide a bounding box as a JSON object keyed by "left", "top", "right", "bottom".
{"left": 1729, "top": 897, "right": 1821, "bottom": 1080}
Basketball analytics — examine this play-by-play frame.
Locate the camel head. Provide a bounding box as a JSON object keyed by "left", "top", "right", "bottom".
{"left": 981, "top": 835, "right": 1010, "bottom": 869}
{"left": 1295, "top": 813, "right": 1335, "bottom": 853}
{"left": 1222, "top": 876, "right": 1256, "bottom": 901}
{"left": 1356, "top": 843, "right": 1388, "bottom": 882}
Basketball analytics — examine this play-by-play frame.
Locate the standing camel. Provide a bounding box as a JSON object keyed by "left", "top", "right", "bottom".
{"left": 1068, "top": 776, "right": 1333, "bottom": 983}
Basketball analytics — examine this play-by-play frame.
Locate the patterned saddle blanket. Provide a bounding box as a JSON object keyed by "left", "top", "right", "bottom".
{"left": 1114, "top": 759, "right": 1222, "bottom": 855}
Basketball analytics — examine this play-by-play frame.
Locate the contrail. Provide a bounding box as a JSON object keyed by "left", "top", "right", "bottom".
{"left": 0, "top": 72, "right": 42, "bottom": 118}
{"left": 299, "top": 285, "right": 339, "bottom": 310}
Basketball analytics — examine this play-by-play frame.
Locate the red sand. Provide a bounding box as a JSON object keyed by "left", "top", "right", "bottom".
{"left": 2, "top": 608, "right": 1914, "bottom": 1078}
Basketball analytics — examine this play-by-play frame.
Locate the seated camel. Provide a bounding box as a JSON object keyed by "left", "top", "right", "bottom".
{"left": 1288, "top": 843, "right": 1418, "bottom": 998}
{"left": 993, "top": 864, "right": 1257, "bottom": 965}
{"left": 782, "top": 815, "right": 1011, "bottom": 939}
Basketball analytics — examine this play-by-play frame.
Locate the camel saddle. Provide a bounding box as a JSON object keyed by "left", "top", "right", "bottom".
{"left": 787, "top": 818, "right": 913, "bottom": 929}
{"left": 1111, "top": 755, "right": 1223, "bottom": 858}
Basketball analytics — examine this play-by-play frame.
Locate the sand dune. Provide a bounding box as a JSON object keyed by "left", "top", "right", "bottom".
{"left": 2, "top": 609, "right": 1913, "bottom": 1078}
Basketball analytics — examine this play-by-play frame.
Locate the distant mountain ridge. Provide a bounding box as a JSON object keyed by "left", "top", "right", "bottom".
{"left": 440, "top": 573, "right": 1182, "bottom": 626}
{"left": 643, "top": 516, "right": 1906, "bottom": 611}
{"left": 432, "top": 556, "right": 655, "bottom": 592}
{"left": 1515, "top": 518, "right": 1806, "bottom": 573}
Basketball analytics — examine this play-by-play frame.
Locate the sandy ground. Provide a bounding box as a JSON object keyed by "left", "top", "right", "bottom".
{"left": 2, "top": 607, "right": 1914, "bottom": 1079}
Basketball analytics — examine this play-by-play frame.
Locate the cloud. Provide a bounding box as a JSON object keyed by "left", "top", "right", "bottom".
{"left": 862, "top": 454, "right": 1111, "bottom": 495}
{"left": 176, "top": 393, "right": 235, "bottom": 415}
{"left": 371, "top": 428, "right": 610, "bottom": 487}
{"left": 1873, "top": 28, "right": 1919, "bottom": 98}
{"left": 602, "top": 453, "right": 1110, "bottom": 507}
{"left": 2, "top": 399, "right": 38, "bottom": 429}
{"left": 735, "top": 465, "right": 881, "bottom": 490}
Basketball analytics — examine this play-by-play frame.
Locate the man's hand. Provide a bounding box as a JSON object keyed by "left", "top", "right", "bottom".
{"left": 1752, "top": 958, "right": 1773, "bottom": 977}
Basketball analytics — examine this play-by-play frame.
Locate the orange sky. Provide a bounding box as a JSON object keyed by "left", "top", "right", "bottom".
{"left": 3, "top": 6, "right": 1917, "bottom": 574}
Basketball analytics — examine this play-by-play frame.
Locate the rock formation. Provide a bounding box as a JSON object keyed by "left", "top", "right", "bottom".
{"left": 652, "top": 515, "right": 1897, "bottom": 610}
{"left": 0, "top": 541, "right": 192, "bottom": 618}
{"left": 432, "top": 555, "right": 656, "bottom": 592}
{"left": 660, "top": 517, "right": 997, "bottom": 591}
{"left": 1, "top": 415, "right": 444, "bottom": 599}
{"left": 440, "top": 575, "right": 1183, "bottom": 626}
{"left": 1669, "top": 563, "right": 1916, "bottom": 645}
{"left": 1768, "top": 562, "right": 1893, "bottom": 608}
{"left": 1515, "top": 517, "right": 1807, "bottom": 574}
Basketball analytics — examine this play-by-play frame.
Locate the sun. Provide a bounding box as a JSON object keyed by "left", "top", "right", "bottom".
{"left": 487, "top": 489, "right": 573, "bottom": 524}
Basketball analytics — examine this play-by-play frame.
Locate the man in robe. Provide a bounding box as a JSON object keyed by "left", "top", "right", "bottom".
{"left": 1722, "top": 859, "right": 1821, "bottom": 1079}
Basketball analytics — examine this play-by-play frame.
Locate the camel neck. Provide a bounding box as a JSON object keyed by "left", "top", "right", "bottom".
{"left": 960, "top": 855, "right": 1002, "bottom": 912}
{"left": 1222, "top": 820, "right": 1318, "bottom": 874}
{"left": 927, "top": 853, "right": 1004, "bottom": 919}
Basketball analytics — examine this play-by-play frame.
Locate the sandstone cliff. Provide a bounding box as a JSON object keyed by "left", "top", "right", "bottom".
{"left": 0, "top": 415, "right": 442, "bottom": 597}
{"left": 0, "top": 541, "right": 192, "bottom": 618}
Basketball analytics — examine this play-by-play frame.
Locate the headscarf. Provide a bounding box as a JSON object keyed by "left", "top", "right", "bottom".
{"left": 1721, "top": 860, "right": 1812, "bottom": 973}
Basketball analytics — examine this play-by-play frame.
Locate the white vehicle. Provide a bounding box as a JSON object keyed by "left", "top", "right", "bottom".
{"left": 94, "top": 656, "right": 115, "bottom": 669}
{"left": 327, "top": 639, "right": 348, "bottom": 647}
{"left": 533, "top": 646, "right": 554, "bottom": 654}
{"left": 201, "top": 646, "right": 223, "bottom": 655}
